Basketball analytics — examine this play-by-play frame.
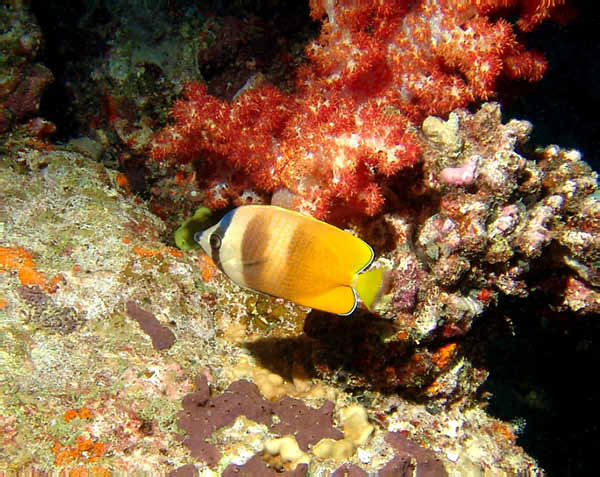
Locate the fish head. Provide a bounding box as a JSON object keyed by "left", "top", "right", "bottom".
{"left": 194, "top": 222, "right": 218, "bottom": 257}
{"left": 194, "top": 208, "right": 236, "bottom": 268}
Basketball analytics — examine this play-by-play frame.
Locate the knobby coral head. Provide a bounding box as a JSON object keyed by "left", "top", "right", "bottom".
{"left": 150, "top": 0, "right": 565, "bottom": 221}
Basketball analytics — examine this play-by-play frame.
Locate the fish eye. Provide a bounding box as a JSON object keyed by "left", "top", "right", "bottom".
{"left": 209, "top": 233, "right": 222, "bottom": 250}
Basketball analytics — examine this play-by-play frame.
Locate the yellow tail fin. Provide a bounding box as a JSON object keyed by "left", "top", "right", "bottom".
{"left": 352, "top": 268, "right": 389, "bottom": 310}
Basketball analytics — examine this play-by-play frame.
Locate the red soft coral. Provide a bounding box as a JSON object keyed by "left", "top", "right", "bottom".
{"left": 150, "top": 0, "right": 563, "bottom": 220}
{"left": 464, "top": 0, "right": 568, "bottom": 31}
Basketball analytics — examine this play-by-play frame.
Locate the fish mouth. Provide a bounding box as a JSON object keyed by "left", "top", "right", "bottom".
{"left": 193, "top": 231, "right": 204, "bottom": 246}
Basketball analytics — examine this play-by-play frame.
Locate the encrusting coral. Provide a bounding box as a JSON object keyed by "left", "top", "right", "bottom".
{"left": 0, "top": 3, "right": 53, "bottom": 134}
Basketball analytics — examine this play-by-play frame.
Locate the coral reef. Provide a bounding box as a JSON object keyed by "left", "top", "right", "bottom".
{"left": 298, "top": 102, "right": 598, "bottom": 402}
{"left": 383, "top": 431, "right": 448, "bottom": 475}
{"left": 460, "top": 0, "right": 570, "bottom": 32}
{"left": 0, "top": 147, "right": 547, "bottom": 474}
{"left": 176, "top": 375, "right": 344, "bottom": 470}
{"left": 149, "top": 0, "right": 557, "bottom": 221}
{"left": 0, "top": 2, "right": 52, "bottom": 134}
{"left": 24, "top": 0, "right": 319, "bottom": 231}
{"left": 0, "top": 0, "right": 597, "bottom": 475}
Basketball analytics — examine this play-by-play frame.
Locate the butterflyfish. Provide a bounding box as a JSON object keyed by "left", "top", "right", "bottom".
{"left": 195, "top": 205, "right": 387, "bottom": 315}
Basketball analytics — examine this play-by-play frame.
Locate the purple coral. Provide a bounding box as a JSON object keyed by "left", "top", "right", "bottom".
{"left": 177, "top": 377, "right": 271, "bottom": 466}
{"left": 224, "top": 456, "right": 308, "bottom": 476}
{"left": 126, "top": 301, "right": 176, "bottom": 350}
{"left": 383, "top": 432, "right": 448, "bottom": 477}
{"left": 271, "top": 397, "right": 343, "bottom": 450}
{"left": 177, "top": 376, "right": 342, "bottom": 467}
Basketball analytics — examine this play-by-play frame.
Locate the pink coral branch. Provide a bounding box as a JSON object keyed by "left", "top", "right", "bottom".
{"left": 440, "top": 159, "right": 479, "bottom": 186}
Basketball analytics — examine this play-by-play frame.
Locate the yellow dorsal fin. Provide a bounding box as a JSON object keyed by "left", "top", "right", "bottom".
{"left": 352, "top": 268, "right": 388, "bottom": 310}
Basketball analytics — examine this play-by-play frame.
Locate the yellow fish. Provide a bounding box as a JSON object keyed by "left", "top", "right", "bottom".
{"left": 195, "top": 205, "right": 386, "bottom": 315}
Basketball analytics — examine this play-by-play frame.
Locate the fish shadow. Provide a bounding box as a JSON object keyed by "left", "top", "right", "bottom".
{"left": 243, "top": 309, "right": 419, "bottom": 395}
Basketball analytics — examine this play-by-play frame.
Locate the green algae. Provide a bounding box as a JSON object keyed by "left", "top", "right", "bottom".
{"left": 174, "top": 207, "right": 215, "bottom": 251}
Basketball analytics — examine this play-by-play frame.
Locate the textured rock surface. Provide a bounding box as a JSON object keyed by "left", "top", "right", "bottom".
{"left": 0, "top": 149, "right": 544, "bottom": 473}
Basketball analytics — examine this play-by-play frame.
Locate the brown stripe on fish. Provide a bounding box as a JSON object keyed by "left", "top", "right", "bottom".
{"left": 278, "top": 221, "right": 345, "bottom": 298}
{"left": 241, "top": 210, "right": 272, "bottom": 288}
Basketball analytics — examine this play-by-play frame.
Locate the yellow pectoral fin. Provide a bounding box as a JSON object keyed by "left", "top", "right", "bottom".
{"left": 352, "top": 268, "right": 388, "bottom": 310}
{"left": 293, "top": 286, "right": 357, "bottom": 316}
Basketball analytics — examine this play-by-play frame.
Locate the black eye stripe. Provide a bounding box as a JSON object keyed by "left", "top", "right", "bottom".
{"left": 209, "top": 233, "right": 222, "bottom": 250}
{"left": 206, "top": 208, "right": 234, "bottom": 272}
